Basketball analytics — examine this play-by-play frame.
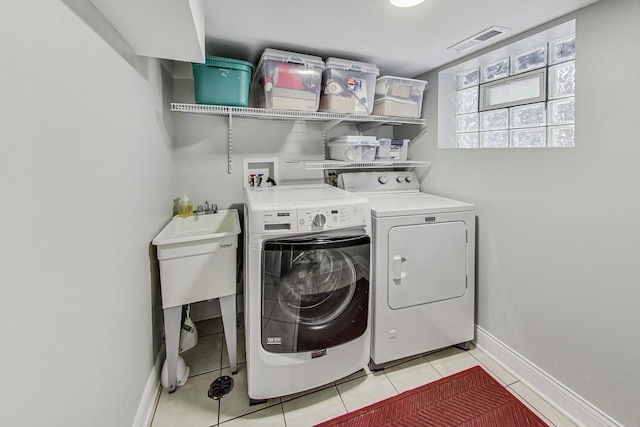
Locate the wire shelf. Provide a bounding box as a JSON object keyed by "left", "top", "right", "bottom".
{"left": 170, "top": 103, "right": 426, "bottom": 125}
{"left": 303, "top": 160, "right": 430, "bottom": 170}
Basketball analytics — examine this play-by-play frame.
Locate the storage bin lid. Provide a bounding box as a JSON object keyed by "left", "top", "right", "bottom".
{"left": 375, "top": 76, "right": 427, "bottom": 96}
{"left": 194, "top": 56, "right": 254, "bottom": 73}
{"left": 328, "top": 135, "right": 379, "bottom": 146}
{"left": 376, "top": 76, "right": 428, "bottom": 87}
{"left": 325, "top": 57, "right": 380, "bottom": 76}
{"left": 374, "top": 96, "right": 418, "bottom": 105}
{"left": 258, "top": 48, "right": 325, "bottom": 69}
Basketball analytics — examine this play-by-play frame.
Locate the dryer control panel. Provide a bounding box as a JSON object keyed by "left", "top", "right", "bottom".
{"left": 337, "top": 171, "right": 421, "bottom": 193}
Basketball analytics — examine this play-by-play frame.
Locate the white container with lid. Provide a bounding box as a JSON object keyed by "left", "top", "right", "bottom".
{"left": 376, "top": 138, "right": 391, "bottom": 160}
{"left": 389, "top": 139, "right": 409, "bottom": 161}
{"left": 327, "top": 136, "right": 379, "bottom": 162}
{"left": 373, "top": 76, "right": 427, "bottom": 118}
{"left": 251, "top": 48, "right": 324, "bottom": 111}
{"left": 319, "top": 58, "right": 380, "bottom": 115}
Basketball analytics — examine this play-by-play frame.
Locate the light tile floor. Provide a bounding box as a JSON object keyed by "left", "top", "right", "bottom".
{"left": 151, "top": 318, "right": 577, "bottom": 427}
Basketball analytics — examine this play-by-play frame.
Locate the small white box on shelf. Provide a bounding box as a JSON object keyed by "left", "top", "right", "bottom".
{"left": 327, "top": 136, "right": 379, "bottom": 162}
{"left": 372, "top": 76, "right": 427, "bottom": 118}
{"left": 389, "top": 139, "right": 409, "bottom": 161}
{"left": 376, "top": 138, "right": 391, "bottom": 160}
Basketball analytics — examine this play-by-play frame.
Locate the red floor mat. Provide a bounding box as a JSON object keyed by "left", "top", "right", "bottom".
{"left": 315, "top": 366, "right": 548, "bottom": 426}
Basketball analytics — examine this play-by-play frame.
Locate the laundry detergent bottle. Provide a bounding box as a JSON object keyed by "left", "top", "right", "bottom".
{"left": 178, "top": 194, "right": 193, "bottom": 218}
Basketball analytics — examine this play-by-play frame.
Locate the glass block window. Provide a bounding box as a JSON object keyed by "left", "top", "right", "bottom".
{"left": 454, "top": 33, "right": 576, "bottom": 149}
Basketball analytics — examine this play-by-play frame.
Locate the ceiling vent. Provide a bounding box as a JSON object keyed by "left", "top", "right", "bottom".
{"left": 448, "top": 26, "right": 511, "bottom": 53}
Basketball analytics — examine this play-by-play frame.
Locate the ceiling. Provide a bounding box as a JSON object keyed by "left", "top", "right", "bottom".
{"left": 201, "top": 0, "right": 598, "bottom": 78}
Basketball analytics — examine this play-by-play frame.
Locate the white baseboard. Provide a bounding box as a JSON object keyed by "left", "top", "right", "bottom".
{"left": 475, "top": 326, "right": 620, "bottom": 427}
{"left": 132, "top": 347, "right": 164, "bottom": 427}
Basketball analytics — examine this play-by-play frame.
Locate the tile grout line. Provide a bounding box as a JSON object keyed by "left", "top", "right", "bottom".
{"left": 507, "top": 384, "right": 557, "bottom": 427}
{"left": 334, "top": 382, "right": 350, "bottom": 415}
{"left": 280, "top": 400, "right": 288, "bottom": 427}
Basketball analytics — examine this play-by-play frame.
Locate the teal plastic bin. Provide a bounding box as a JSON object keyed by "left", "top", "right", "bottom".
{"left": 192, "top": 56, "right": 254, "bottom": 106}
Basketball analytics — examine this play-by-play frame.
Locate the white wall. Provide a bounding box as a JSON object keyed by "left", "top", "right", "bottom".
{"left": 401, "top": 0, "right": 640, "bottom": 425}
{"left": 0, "top": 1, "right": 174, "bottom": 426}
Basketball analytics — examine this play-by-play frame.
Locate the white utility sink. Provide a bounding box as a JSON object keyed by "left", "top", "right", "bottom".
{"left": 153, "top": 209, "right": 240, "bottom": 308}
{"left": 153, "top": 209, "right": 241, "bottom": 246}
{"left": 152, "top": 209, "right": 241, "bottom": 392}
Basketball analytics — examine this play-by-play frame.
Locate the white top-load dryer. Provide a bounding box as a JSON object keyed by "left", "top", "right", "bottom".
{"left": 244, "top": 184, "right": 372, "bottom": 403}
{"left": 337, "top": 171, "right": 475, "bottom": 370}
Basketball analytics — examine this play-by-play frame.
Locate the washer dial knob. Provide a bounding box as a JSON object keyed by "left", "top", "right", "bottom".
{"left": 396, "top": 176, "right": 404, "bottom": 183}
{"left": 313, "top": 213, "right": 327, "bottom": 227}
{"left": 378, "top": 176, "right": 388, "bottom": 184}
{"left": 405, "top": 175, "right": 414, "bottom": 183}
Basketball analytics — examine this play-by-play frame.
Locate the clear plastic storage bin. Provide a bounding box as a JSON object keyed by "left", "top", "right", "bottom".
{"left": 251, "top": 49, "right": 324, "bottom": 111}
{"left": 327, "top": 136, "right": 379, "bottom": 162}
{"left": 372, "top": 76, "right": 427, "bottom": 118}
{"left": 319, "top": 58, "right": 379, "bottom": 115}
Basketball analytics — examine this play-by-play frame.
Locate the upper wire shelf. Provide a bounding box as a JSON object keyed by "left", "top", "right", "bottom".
{"left": 170, "top": 103, "right": 426, "bottom": 126}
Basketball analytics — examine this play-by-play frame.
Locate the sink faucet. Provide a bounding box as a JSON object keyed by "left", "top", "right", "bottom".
{"left": 196, "top": 201, "right": 218, "bottom": 215}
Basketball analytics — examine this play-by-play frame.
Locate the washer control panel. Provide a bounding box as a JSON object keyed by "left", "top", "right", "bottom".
{"left": 297, "top": 204, "right": 368, "bottom": 232}
{"left": 260, "top": 203, "right": 368, "bottom": 233}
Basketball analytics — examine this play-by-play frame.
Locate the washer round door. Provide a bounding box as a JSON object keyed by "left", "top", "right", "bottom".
{"left": 261, "top": 233, "right": 370, "bottom": 353}
{"left": 278, "top": 248, "right": 356, "bottom": 325}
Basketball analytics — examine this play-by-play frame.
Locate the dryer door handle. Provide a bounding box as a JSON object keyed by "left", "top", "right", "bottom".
{"left": 392, "top": 255, "right": 407, "bottom": 281}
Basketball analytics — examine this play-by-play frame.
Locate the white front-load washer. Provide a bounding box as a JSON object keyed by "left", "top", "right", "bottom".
{"left": 337, "top": 171, "right": 476, "bottom": 370}
{"left": 244, "top": 184, "right": 371, "bottom": 404}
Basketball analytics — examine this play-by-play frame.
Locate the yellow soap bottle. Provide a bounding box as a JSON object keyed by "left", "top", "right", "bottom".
{"left": 178, "top": 194, "right": 193, "bottom": 218}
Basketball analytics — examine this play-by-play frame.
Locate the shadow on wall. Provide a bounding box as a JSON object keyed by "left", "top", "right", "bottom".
{"left": 148, "top": 243, "right": 164, "bottom": 359}
{"left": 61, "top": 0, "right": 149, "bottom": 79}
{"left": 155, "top": 64, "right": 176, "bottom": 150}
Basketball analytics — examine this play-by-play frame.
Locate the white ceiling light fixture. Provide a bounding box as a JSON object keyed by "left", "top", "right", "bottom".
{"left": 389, "top": 0, "right": 426, "bottom": 7}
